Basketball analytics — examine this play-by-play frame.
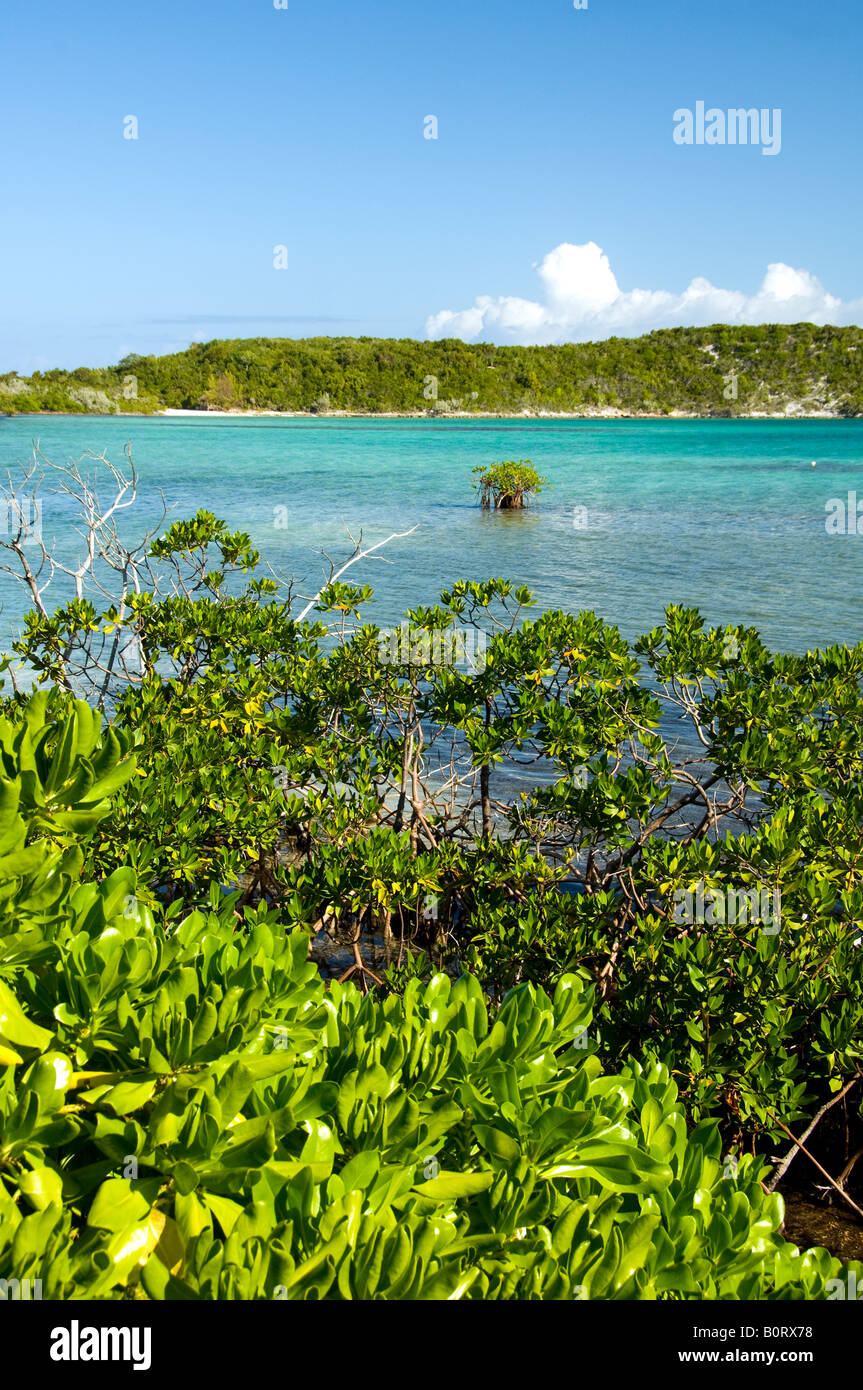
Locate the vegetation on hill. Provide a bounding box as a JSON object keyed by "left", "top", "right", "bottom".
{"left": 2, "top": 323, "right": 863, "bottom": 416}
{"left": 1, "top": 449, "right": 863, "bottom": 1299}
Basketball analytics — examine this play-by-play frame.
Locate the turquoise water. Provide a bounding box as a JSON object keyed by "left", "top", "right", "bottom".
{"left": 1, "top": 415, "right": 862, "bottom": 654}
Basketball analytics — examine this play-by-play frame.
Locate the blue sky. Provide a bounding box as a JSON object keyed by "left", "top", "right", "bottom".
{"left": 1, "top": 0, "right": 861, "bottom": 371}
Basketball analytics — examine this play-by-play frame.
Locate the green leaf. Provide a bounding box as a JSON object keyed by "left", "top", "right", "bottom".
{"left": 19, "top": 1164, "right": 64, "bottom": 1211}
{"left": 0, "top": 980, "right": 54, "bottom": 1051}
{"left": 473, "top": 1125, "right": 521, "bottom": 1163}
{"left": 87, "top": 1178, "right": 158, "bottom": 1233}
{"left": 412, "top": 1171, "right": 495, "bottom": 1200}
{"left": 200, "top": 1191, "right": 244, "bottom": 1236}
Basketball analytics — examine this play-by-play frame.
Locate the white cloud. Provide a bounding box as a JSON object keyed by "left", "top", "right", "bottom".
{"left": 425, "top": 241, "right": 862, "bottom": 344}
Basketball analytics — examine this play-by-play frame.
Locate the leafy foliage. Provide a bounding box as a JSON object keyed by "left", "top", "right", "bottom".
{"left": 2, "top": 323, "right": 863, "bottom": 415}
{"left": 0, "top": 692, "right": 858, "bottom": 1300}
{"left": 3, "top": 475, "right": 863, "bottom": 1300}
{"left": 7, "top": 519, "right": 863, "bottom": 1162}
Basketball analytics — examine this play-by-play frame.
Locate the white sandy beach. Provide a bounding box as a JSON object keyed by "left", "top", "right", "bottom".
{"left": 156, "top": 406, "right": 844, "bottom": 421}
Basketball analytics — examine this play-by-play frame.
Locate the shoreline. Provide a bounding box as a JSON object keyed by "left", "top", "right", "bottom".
{"left": 2, "top": 406, "right": 856, "bottom": 422}
{"left": 159, "top": 406, "right": 851, "bottom": 421}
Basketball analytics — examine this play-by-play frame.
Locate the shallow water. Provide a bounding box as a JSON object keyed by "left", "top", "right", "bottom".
{"left": 1, "top": 415, "right": 861, "bottom": 654}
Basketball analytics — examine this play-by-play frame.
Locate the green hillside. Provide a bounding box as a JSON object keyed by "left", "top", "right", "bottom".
{"left": 2, "top": 323, "right": 863, "bottom": 416}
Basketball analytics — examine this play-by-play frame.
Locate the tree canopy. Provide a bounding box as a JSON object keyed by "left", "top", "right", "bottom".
{"left": 2, "top": 323, "right": 862, "bottom": 416}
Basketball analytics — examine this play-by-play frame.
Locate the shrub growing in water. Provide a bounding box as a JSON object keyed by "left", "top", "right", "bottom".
{"left": 473, "top": 461, "right": 548, "bottom": 509}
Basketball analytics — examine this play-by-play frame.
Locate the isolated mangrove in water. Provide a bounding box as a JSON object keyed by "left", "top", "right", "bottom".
{"left": 473, "top": 459, "right": 549, "bottom": 509}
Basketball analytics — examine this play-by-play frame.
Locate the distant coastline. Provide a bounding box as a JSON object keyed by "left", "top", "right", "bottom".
{"left": 3, "top": 325, "right": 861, "bottom": 419}
{"left": 2, "top": 406, "right": 853, "bottom": 421}
{"left": 154, "top": 406, "right": 851, "bottom": 420}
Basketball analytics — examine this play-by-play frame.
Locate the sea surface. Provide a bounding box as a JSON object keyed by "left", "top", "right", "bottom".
{"left": 1, "top": 415, "right": 862, "bottom": 656}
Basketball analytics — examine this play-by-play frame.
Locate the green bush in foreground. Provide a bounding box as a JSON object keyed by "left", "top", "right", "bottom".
{"left": 6, "top": 499, "right": 863, "bottom": 1164}
{"left": 0, "top": 693, "right": 859, "bottom": 1300}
